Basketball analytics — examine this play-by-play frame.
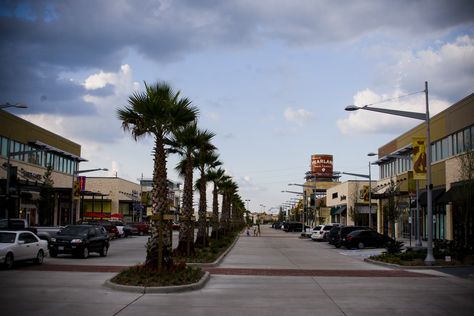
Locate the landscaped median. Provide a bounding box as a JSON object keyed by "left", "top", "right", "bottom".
{"left": 104, "top": 231, "right": 241, "bottom": 293}
{"left": 365, "top": 245, "right": 474, "bottom": 269}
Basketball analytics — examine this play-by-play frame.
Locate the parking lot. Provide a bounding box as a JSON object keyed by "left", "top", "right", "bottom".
{"left": 1, "top": 225, "right": 473, "bottom": 316}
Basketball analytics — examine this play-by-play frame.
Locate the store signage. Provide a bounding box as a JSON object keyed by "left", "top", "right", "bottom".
{"left": 311, "top": 154, "right": 333, "bottom": 178}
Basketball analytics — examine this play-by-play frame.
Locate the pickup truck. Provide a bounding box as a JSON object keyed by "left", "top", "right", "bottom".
{"left": 0, "top": 219, "right": 62, "bottom": 241}
{"left": 0, "top": 218, "right": 37, "bottom": 234}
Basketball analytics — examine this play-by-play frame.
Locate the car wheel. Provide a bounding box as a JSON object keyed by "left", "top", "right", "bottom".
{"left": 99, "top": 244, "right": 108, "bottom": 257}
{"left": 34, "top": 250, "right": 45, "bottom": 264}
{"left": 139, "top": 231, "right": 144, "bottom": 236}
{"left": 335, "top": 244, "right": 341, "bottom": 248}
{"left": 4, "top": 253, "right": 14, "bottom": 269}
{"left": 357, "top": 242, "right": 365, "bottom": 249}
{"left": 81, "top": 247, "right": 89, "bottom": 259}
{"left": 49, "top": 250, "right": 57, "bottom": 258}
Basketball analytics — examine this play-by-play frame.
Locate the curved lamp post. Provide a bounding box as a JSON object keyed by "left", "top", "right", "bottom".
{"left": 345, "top": 81, "right": 434, "bottom": 265}
{"left": 0, "top": 103, "right": 28, "bottom": 109}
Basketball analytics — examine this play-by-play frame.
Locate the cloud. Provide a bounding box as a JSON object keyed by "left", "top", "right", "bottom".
{"left": 284, "top": 107, "right": 313, "bottom": 126}
{"left": 378, "top": 35, "right": 474, "bottom": 100}
{"left": 1, "top": 0, "right": 472, "bottom": 117}
{"left": 337, "top": 89, "right": 450, "bottom": 135}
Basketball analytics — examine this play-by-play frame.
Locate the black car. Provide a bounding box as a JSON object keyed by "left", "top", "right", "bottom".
{"left": 282, "top": 222, "right": 310, "bottom": 232}
{"left": 49, "top": 225, "right": 109, "bottom": 258}
{"left": 332, "top": 225, "right": 372, "bottom": 248}
{"left": 343, "top": 230, "right": 394, "bottom": 249}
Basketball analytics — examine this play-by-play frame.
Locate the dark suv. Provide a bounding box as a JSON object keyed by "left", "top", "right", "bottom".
{"left": 49, "top": 225, "right": 109, "bottom": 258}
{"left": 329, "top": 225, "right": 372, "bottom": 248}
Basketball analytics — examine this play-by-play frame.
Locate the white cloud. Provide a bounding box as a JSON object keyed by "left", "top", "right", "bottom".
{"left": 378, "top": 35, "right": 474, "bottom": 100}
{"left": 283, "top": 107, "right": 313, "bottom": 126}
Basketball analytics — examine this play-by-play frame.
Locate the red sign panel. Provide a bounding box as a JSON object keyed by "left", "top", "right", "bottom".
{"left": 78, "top": 176, "right": 86, "bottom": 191}
{"left": 311, "top": 154, "right": 333, "bottom": 178}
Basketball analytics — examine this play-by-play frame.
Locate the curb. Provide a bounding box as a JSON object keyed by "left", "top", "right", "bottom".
{"left": 364, "top": 258, "right": 473, "bottom": 270}
{"left": 104, "top": 271, "right": 210, "bottom": 294}
{"left": 188, "top": 233, "right": 241, "bottom": 268}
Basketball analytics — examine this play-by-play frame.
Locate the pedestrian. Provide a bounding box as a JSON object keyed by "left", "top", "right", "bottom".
{"left": 257, "top": 223, "right": 261, "bottom": 236}
{"left": 246, "top": 227, "right": 250, "bottom": 236}
{"left": 253, "top": 226, "right": 257, "bottom": 236}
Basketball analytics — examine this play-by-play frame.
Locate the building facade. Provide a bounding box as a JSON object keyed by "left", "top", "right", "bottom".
{"left": 374, "top": 93, "right": 474, "bottom": 242}
{"left": 0, "top": 110, "right": 84, "bottom": 226}
{"left": 326, "top": 180, "right": 377, "bottom": 226}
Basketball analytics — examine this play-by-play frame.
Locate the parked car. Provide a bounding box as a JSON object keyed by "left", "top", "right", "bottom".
{"left": 123, "top": 224, "right": 138, "bottom": 236}
{"left": 0, "top": 230, "right": 48, "bottom": 269}
{"left": 110, "top": 221, "right": 126, "bottom": 238}
{"left": 0, "top": 218, "right": 37, "bottom": 234}
{"left": 282, "top": 222, "right": 310, "bottom": 232}
{"left": 49, "top": 225, "right": 109, "bottom": 259}
{"left": 79, "top": 220, "right": 119, "bottom": 239}
{"left": 303, "top": 225, "right": 321, "bottom": 238}
{"left": 333, "top": 226, "right": 372, "bottom": 248}
{"left": 311, "top": 224, "right": 341, "bottom": 241}
{"left": 129, "top": 222, "right": 150, "bottom": 235}
{"left": 343, "top": 230, "right": 394, "bottom": 249}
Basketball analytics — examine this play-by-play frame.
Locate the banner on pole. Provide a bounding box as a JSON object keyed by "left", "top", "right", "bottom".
{"left": 412, "top": 137, "right": 427, "bottom": 180}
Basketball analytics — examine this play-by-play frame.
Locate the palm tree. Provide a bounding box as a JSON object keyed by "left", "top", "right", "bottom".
{"left": 219, "top": 178, "right": 238, "bottom": 235}
{"left": 194, "top": 150, "right": 221, "bottom": 247}
{"left": 117, "top": 81, "right": 197, "bottom": 270}
{"left": 207, "top": 167, "right": 228, "bottom": 239}
{"left": 169, "top": 122, "right": 215, "bottom": 255}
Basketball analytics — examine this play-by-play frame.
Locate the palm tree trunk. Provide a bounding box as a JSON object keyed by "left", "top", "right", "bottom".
{"left": 145, "top": 137, "right": 172, "bottom": 270}
{"left": 176, "top": 157, "right": 195, "bottom": 256}
{"left": 210, "top": 184, "right": 219, "bottom": 239}
{"left": 195, "top": 174, "right": 209, "bottom": 248}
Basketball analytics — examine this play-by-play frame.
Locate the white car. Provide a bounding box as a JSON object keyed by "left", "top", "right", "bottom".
{"left": 311, "top": 224, "right": 340, "bottom": 241}
{"left": 302, "top": 225, "right": 322, "bottom": 238}
{"left": 0, "top": 230, "right": 49, "bottom": 269}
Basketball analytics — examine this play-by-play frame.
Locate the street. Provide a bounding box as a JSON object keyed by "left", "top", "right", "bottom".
{"left": 1, "top": 226, "right": 473, "bottom": 316}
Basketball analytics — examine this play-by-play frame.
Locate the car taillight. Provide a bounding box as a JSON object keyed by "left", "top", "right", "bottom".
{"left": 347, "top": 235, "right": 353, "bottom": 241}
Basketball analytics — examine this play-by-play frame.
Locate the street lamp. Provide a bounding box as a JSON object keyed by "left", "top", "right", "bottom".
{"left": 367, "top": 152, "right": 377, "bottom": 229}
{"left": 345, "top": 81, "right": 434, "bottom": 264}
{"left": 71, "top": 168, "right": 108, "bottom": 224}
{"left": 0, "top": 103, "right": 28, "bottom": 109}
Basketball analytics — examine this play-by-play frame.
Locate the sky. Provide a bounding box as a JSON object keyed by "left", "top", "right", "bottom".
{"left": 1, "top": 0, "right": 474, "bottom": 214}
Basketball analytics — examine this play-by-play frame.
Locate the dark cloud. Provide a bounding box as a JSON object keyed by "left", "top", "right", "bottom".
{"left": 1, "top": 0, "right": 473, "bottom": 115}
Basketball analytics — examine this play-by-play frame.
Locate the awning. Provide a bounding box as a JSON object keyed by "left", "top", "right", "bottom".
{"left": 418, "top": 188, "right": 445, "bottom": 207}
{"left": 331, "top": 205, "right": 347, "bottom": 216}
{"left": 83, "top": 212, "right": 111, "bottom": 219}
{"left": 438, "top": 183, "right": 473, "bottom": 204}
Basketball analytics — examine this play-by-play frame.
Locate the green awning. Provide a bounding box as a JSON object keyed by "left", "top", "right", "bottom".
{"left": 331, "top": 205, "right": 347, "bottom": 216}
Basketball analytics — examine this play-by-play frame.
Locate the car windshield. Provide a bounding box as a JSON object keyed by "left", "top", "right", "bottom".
{"left": 0, "top": 232, "right": 16, "bottom": 243}
{"left": 58, "top": 226, "right": 89, "bottom": 236}
{"left": 323, "top": 226, "right": 333, "bottom": 230}
{"left": 313, "top": 226, "right": 322, "bottom": 230}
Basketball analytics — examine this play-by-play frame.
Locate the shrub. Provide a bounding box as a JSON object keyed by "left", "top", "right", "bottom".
{"left": 111, "top": 263, "right": 204, "bottom": 287}
{"left": 385, "top": 240, "right": 404, "bottom": 254}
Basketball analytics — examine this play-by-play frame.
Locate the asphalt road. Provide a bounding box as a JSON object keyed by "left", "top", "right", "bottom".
{"left": 1, "top": 226, "right": 473, "bottom": 316}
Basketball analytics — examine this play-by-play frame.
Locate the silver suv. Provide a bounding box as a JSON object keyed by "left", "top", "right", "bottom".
{"left": 311, "top": 223, "right": 341, "bottom": 241}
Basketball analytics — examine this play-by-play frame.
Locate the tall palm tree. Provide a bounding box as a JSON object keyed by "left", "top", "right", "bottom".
{"left": 219, "top": 178, "right": 238, "bottom": 235}
{"left": 117, "top": 81, "right": 198, "bottom": 270}
{"left": 169, "top": 122, "right": 215, "bottom": 255}
{"left": 195, "top": 150, "right": 220, "bottom": 248}
{"left": 207, "top": 167, "right": 228, "bottom": 239}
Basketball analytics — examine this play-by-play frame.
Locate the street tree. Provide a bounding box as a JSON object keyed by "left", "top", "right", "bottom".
{"left": 117, "top": 81, "right": 197, "bottom": 270}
